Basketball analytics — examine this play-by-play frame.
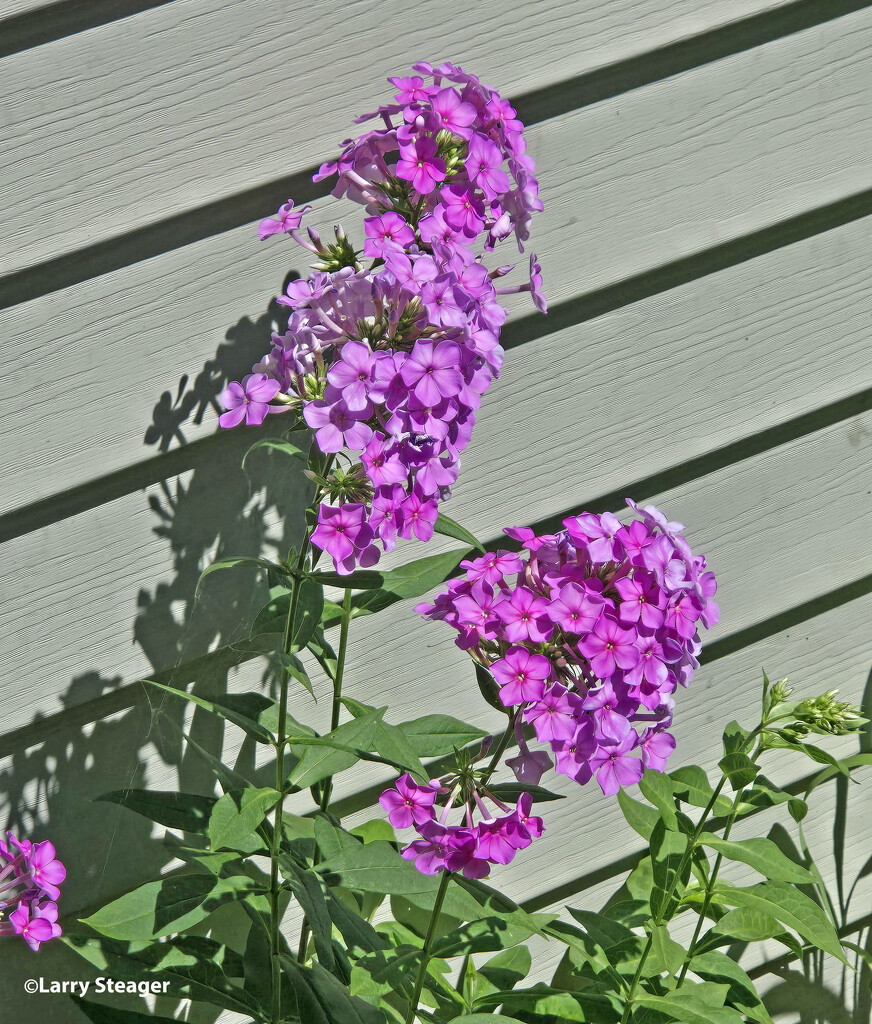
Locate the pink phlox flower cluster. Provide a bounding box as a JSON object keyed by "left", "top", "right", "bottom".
{"left": 0, "top": 832, "right": 65, "bottom": 951}
{"left": 219, "top": 62, "right": 545, "bottom": 574}
{"left": 379, "top": 772, "right": 544, "bottom": 878}
{"left": 416, "top": 500, "right": 719, "bottom": 796}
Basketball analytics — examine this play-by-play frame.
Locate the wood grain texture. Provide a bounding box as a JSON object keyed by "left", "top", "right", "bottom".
{"left": 2, "top": 403, "right": 870, "bottom": 736}
{"left": 0, "top": 0, "right": 803, "bottom": 276}
{"left": 3, "top": 117, "right": 872, "bottom": 519}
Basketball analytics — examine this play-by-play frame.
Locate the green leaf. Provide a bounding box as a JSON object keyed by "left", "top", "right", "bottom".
{"left": 142, "top": 679, "right": 277, "bottom": 743}
{"left": 208, "top": 787, "right": 280, "bottom": 851}
{"left": 670, "top": 766, "right": 733, "bottom": 815}
{"left": 344, "top": 698, "right": 427, "bottom": 781}
{"left": 803, "top": 752, "right": 872, "bottom": 796}
{"left": 95, "top": 789, "right": 216, "bottom": 833}
{"left": 432, "top": 913, "right": 552, "bottom": 958}
{"left": 349, "top": 818, "right": 397, "bottom": 845}
{"left": 281, "top": 854, "right": 337, "bottom": 974}
{"left": 197, "top": 555, "right": 287, "bottom": 595}
{"left": 314, "top": 815, "right": 361, "bottom": 861}
{"left": 634, "top": 989, "right": 745, "bottom": 1024}
{"left": 722, "top": 720, "right": 753, "bottom": 756}
{"left": 434, "top": 514, "right": 486, "bottom": 553}
{"left": 289, "top": 577, "right": 325, "bottom": 653}
{"left": 475, "top": 661, "right": 507, "bottom": 713}
{"left": 646, "top": 923, "right": 685, "bottom": 976}
{"left": 478, "top": 945, "right": 532, "bottom": 992}
{"left": 242, "top": 436, "right": 306, "bottom": 470}
{"left": 712, "top": 881, "right": 847, "bottom": 963}
{"left": 617, "top": 788, "right": 660, "bottom": 841}
{"left": 279, "top": 956, "right": 386, "bottom": 1024}
{"left": 486, "top": 782, "right": 565, "bottom": 804}
{"left": 475, "top": 985, "right": 623, "bottom": 1021}
{"left": 710, "top": 905, "right": 785, "bottom": 942}
{"left": 287, "top": 705, "right": 385, "bottom": 789}
{"left": 396, "top": 714, "right": 488, "bottom": 757}
{"left": 318, "top": 840, "right": 440, "bottom": 899}
{"left": 81, "top": 873, "right": 264, "bottom": 940}
{"left": 698, "top": 834, "right": 815, "bottom": 883}
{"left": 639, "top": 769, "right": 680, "bottom": 831}
{"left": 340, "top": 547, "right": 474, "bottom": 620}
{"left": 277, "top": 651, "right": 316, "bottom": 699}
{"left": 650, "top": 820, "right": 689, "bottom": 922}
{"left": 448, "top": 1016, "right": 527, "bottom": 1024}
{"left": 72, "top": 999, "right": 183, "bottom": 1024}
{"left": 690, "top": 950, "right": 774, "bottom": 1024}
{"left": 717, "top": 751, "right": 760, "bottom": 791}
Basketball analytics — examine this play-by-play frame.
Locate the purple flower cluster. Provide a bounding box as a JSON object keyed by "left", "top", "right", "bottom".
{"left": 416, "top": 500, "right": 719, "bottom": 796}
{"left": 218, "top": 62, "right": 545, "bottom": 573}
{"left": 0, "top": 831, "right": 65, "bottom": 951}
{"left": 380, "top": 772, "right": 543, "bottom": 878}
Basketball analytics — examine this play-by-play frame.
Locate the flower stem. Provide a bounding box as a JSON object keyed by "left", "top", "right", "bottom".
{"left": 270, "top": 527, "right": 315, "bottom": 1024}
{"left": 618, "top": 773, "right": 730, "bottom": 1023}
{"left": 297, "top": 585, "right": 353, "bottom": 964}
{"left": 675, "top": 741, "right": 764, "bottom": 986}
{"left": 405, "top": 868, "right": 452, "bottom": 1024}
{"left": 480, "top": 712, "right": 517, "bottom": 786}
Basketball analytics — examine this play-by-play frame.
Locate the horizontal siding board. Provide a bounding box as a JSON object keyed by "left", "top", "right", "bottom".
{"left": 4, "top": 62, "right": 872, "bottom": 513}
{"left": 2, "top": 404, "right": 870, "bottom": 735}
{"left": 0, "top": 0, "right": 802, "bottom": 276}
{"left": 3, "top": 586, "right": 869, "bottom": 921}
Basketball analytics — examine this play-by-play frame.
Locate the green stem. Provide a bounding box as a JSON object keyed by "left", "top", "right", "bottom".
{"left": 675, "top": 742, "right": 765, "bottom": 987}
{"left": 270, "top": 528, "right": 315, "bottom": 1024}
{"left": 480, "top": 712, "right": 517, "bottom": 786}
{"left": 297, "top": 586, "right": 353, "bottom": 964}
{"left": 618, "top": 773, "right": 731, "bottom": 1023}
{"left": 405, "top": 868, "right": 452, "bottom": 1024}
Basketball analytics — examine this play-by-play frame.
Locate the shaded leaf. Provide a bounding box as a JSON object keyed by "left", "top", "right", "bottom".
{"left": 486, "top": 782, "right": 565, "bottom": 804}
{"left": 690, "top": 950, "right": 774, "bottom": 1024}
{"left": 143, "top": 680, "right": 276, "bottom": 743}
{"left": 639, "top": 769, "right": 680, "bottom": 831}
{"left": 242, "top": 436, "right": 306, "bottom": 470}
{"left": 197, "top": 556, "right": 287, "bottom": 595}
{"left": 95, "top": 789, "right": 216, "bottom": 833}
{"left": 288, "top": 705, "right": 385, "bottom": 789}
{"left": 670, "top": 766, "right": 733, "bottom": 815}
{"left": 279, "top": 956, "right": 386, "bottom": 1024}
{"left": 722, "top": 720, "right": 753, "bottom": 756}
{"left": 209, "top": 788, "right": 280, "bottom": 852}
{"left": 634, "top": 988, "right": 745, "bottom": 1024}
{"left": 81, "top": 873, "right": 264, "bottom": 940}
{"left": 73, "top": 1000, "right": 182, "bottom": 1024}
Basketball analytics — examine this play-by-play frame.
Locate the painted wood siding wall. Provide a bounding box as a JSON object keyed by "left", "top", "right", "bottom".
{"left": 2, "top": 0, "right": 871, "bottom": 1019}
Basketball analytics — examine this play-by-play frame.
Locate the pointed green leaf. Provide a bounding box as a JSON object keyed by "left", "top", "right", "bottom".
{"left": 670, "top": 766, "right": 733, "bottom": 815}
{"left": 197, "top": 556, "right": 287, "bottom": 595}
{"left": 208, "top": 787, "right": 280, "bottom": 851}
{"left": 698, "top": 834, "right": 814, "bottom": 883}
{"left": 279, "top": 956, "right": 386, "bottom": 1024}
{"left": 289, "top": 577, "right": 325, "bottom": 653}
{"left": 690, "top": 951, "right": 774, "bottom": 1024}
{"left": 277, "top": 651, "right": 316, "bottom": 698}
{"left": 712, "top": 881, "right": 847, "bottom": 963}
{"left": 634, "top": 989, "right": 745, "bottom": 1024}
{"left": 718, "top": 751, "right": 760, "bottom": 791}
{"left": 280, "top": 854, "right": 336, "bottom": 974}
{"left": 639, "top": 769, "right": 680, "bottom": 831}
{"left": 486, "top": 782, "right": 565, "bottom": 803}
{"left": 449, "top": 1016, "right": 527, "bottom": 1024}
{"left": 343, "top": 697, "right": 427, "bottom": 781}
{"left": 646, "top": 923, "right": 685, "bottom": 976}
{"left": 617, "top": 787, "right": 660, "bottom": 841}
{"left": 95, "top": 789, "right": 216, "bottom": 833}
{"left": 72, "top": 999, "right": 182, "bottom": 1024}
{"left": 287, "top": 705, "right": 385, "bottom": 789}
{"left": 396, "top": 714, "right": 488, "bottom": 757}
{"left": 650, "top": 820, "right": 689, "bottom": 922}
{"left": 81, "top": 873, "right": 264, "bottom": 940}
{"left": 242, "top": 436, "right": 306, "bottom": 470}
{"left": 142, "top": 679, "right": 276, "bottom": 743}
{"left": 434, "top": 514, "right": 486, "bottom": 553}
{"left": 432, "top": 913, "right": 553, "bottom": 958}
{"left": 722, "top": 720, "right": 753, "bottom": 756}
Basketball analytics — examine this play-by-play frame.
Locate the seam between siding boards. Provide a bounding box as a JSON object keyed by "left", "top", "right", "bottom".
{"left": 1, "top": 0, "right": 871, "bottom": 309}
{"left": 2, "top": 194, "right": 871, "bottom": 541}
{"left": 2, "top": 539, "right": 871, "bottom": 760}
